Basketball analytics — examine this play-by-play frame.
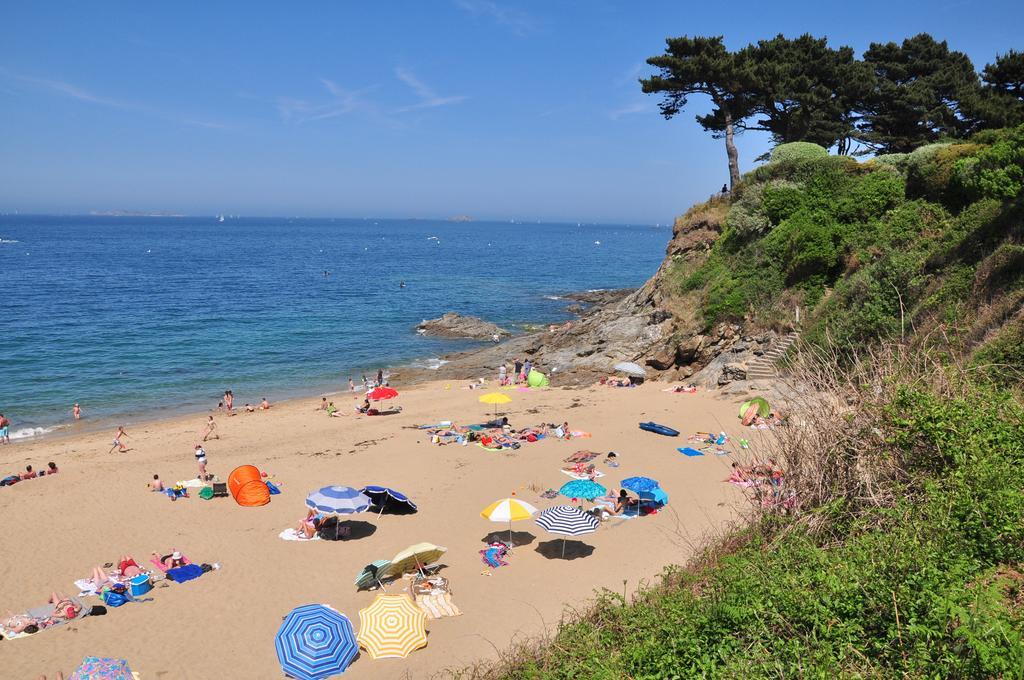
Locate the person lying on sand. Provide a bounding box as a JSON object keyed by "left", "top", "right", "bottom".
{"left": 244, "top": 403, "right": 256, "bottom": 413}
{"left": 2, "top": 613, "right": 39, "bottom": 635}
{"left": 326, "top": 401, "right": 346, "bottom": 417}
{"left": 600, "top": 376, "right": 631, "bottom": 387}
{"left": 153, "top": 550, "right": 186, "bottom": 570}
{"left": 47, "top": 593, "right": 81, "bottom": 621}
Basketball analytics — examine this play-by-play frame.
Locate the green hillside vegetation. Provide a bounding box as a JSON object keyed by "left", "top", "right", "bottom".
{"left": 468, "top": 362, "right": 1024, "bottom": 678}
{"left": 463, "top": 129, "right": 1024, "bottom": 679}
{"left": 668, "top": 124, "right": 1024, "bottom": 385}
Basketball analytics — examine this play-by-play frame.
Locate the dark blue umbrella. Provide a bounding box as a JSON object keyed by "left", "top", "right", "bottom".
{"left": 275, "top": 604, "right": 358, "bottom": 679}
{"left": 360, "top": 486, "right": 417, "bottom": 515}
{"left": 621, "top": 476, "right": 660, "bottom": 494}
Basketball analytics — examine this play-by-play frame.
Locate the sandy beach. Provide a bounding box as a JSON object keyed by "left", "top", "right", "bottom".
{"left": 0, "top": 380, "right": 754, "bottom": 679}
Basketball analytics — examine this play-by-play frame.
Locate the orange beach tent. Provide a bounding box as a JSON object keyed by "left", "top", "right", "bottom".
{"left": 228, "top": 465, "right": 271, "bottom": 507}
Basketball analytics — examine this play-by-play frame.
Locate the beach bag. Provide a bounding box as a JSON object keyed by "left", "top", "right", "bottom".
{"left": 265, "top": 481, "right": 281, "bottom": 495}
{"left": 102, "top": 589, "right": 129, "bottom": 608}
{"left": 212, "top": 482, "right": 229, "bottom": 497}
{"left": 198, "top": 487, "right": 214, "bottom": 500}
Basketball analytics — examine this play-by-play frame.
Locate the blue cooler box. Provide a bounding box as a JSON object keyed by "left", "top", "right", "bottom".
{"left": 129, "top": 574, "right": 152, "bottom": 596}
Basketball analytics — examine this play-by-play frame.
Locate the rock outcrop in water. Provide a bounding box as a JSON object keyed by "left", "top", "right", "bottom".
{"left": 416, "top": 313, "right": 510, "bottom": 341}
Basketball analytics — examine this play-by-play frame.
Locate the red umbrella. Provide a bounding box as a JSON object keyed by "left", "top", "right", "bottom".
{"left": 368, "top": 387, "right": 398, "bottom": 401}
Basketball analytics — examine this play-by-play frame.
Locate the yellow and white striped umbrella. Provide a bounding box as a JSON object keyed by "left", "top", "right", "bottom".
{"left": 382, "top": 542, "right": 447, "bottom": 578}
{"left": 480, "top": 497, "right": 538, "bottom": 523}
{"left": 357, "top": 594, "right": 427, "bottom": 659}
{"left": 481, "top": 497, "right": 538, "bottom": 544}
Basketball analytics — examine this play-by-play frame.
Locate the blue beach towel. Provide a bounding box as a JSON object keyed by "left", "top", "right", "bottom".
{"left": 677, "top": 447, "right": 705, "bottom": 457}
{"left": 166, "top": 564, "right": 205, "bottom": 583}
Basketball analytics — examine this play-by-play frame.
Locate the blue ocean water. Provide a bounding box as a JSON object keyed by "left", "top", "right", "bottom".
{"left": 0, "top": 215, "right": 668, "bottom": 437}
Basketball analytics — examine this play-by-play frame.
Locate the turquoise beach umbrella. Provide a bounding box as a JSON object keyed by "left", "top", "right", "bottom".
{"left": 558, "top": 479, "right": 607, "bottom": 501}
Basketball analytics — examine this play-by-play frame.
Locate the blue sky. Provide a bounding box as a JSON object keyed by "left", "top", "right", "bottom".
{"left": 1, "top": 1, "right": 1021, "bottom": 223}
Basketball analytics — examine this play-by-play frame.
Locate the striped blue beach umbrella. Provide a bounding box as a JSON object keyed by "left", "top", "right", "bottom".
{"left": 558, "top": 479, "right": 607, "bottom": 501}
{"left": 306, "top": 486, "right": 371, "bottom": 515}
{"left": 360, "top": 486, "right": 417, "bottom": 515}
{"left": 535, "top": 505, "right": 600, "bottom": 559}
{"left": 620, "top": 476, "right": 660, "bottom": 494}
{"left": 275, "top": 604, "right": 358, "bottom": 679}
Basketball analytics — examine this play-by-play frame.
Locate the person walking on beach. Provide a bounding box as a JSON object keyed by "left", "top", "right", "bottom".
{"left": 109, "top": 426, "right": 129, "bottom": 453}
{"left": 201, "top": 415, "right": 219, "bottom": 441}
{"left": 72, "top": 403, "right": 82, "bottom": 420}
{"left": 194, "top": 444, "right": 209, "bottom": 481}
{"left": 0, "top": 413, "right": 9, "bottom": 444}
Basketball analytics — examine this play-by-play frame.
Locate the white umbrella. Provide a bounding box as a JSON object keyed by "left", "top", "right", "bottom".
{"left": 613, "top": 361, "right": 647, "bottom": 378}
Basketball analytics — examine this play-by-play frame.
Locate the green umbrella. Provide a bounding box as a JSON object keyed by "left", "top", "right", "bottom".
{"left": 739, "top": 397, "right": 771, "bottom": 419}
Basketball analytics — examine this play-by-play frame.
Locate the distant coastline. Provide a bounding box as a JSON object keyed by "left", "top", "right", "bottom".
{"left": 89, "top": 210, "right": 185, "bottom": 217}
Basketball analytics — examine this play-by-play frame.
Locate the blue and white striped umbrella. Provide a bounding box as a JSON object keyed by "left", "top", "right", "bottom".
{"left": 306, "top": 486, "right": 371, "bottom": 515}
{"left": 535, "top": 505, "right": 600, "bottom": 536}
{"left": 621, "top": 476, "right": 660, "bottom": 494}
{"left": 275, "top": 604, "right": 358, "bottom": 679}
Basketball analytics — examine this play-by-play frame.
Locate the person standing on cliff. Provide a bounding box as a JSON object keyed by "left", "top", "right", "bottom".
{"left": 513, "top": 359, "right": 523, "bottom": 384}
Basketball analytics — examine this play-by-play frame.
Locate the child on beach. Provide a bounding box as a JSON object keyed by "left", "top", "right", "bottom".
{"left": 259, "top": 397, "right": 271, "bottom": 410}
{"left": 21, "top": 465, "right": 37, "bottom": 480}
{"left": 316, "top": 397, "right": 328, "bottom": 411}
{"left": 348, "top": 378, "right": 355, "bottom": 391}
{"left": 149, "top": 474, "right": 164, "bottom": 492}
{"left": 194, "top": 444, "right": 208, "bottom": 481}
{"left": 72, "top": 403, "right": 82, "bottom": 420}
{"left": 201, "top": 415, "right": 219, "bottom": 441}
{"left": 0, "top": 413, "right": 9, "bottom": 444}
{"left": 46, "top": 461, "right": 58, "bottom": 474}
{"left": 244, "top": 403, "right": 256, "bottom": 413}
{"left": 109, "top": 426, "right": 129, "bottom": 453}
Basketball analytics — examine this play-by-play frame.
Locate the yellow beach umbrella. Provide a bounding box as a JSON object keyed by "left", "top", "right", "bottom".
{"left": 357, "top": 594, "right": 427, "bottom": 660}
{"left": 481, "top": 497, "right": 538, "bottom": 544}
{"left": 383, "top": 542, "right": 447, "bottom": 578}
{"left": 478, "top": 391, "right": 512, "bottom": 416}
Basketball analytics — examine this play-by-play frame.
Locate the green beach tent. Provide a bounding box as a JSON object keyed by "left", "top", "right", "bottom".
{"left": 526, "top": 369, "right": 550, "bottom": 388}
{"left": 739, "top": 397, "right": 771, "bottom": 419}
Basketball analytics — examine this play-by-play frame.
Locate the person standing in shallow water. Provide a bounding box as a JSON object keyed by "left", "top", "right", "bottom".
{"left": 376, "top": 368, "right": 384, "bottom": 386}
{"left": 72, "top": 403, "right": 81, "bottom": 420}
{"left": 223, "top": 390, "right": 234, "bottom": 412}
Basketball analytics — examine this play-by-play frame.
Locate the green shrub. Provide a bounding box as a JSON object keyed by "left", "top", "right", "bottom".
{"left": 763, "top": 209, "right": 843, "bottom": 287}
{"left": 835, "top": 168, "right": 905, "bottom": 223}
{"left": 770, "top": 141, "right": 829, "bottom": 164}
{"left": 760, "top": 180, "right": 805, "bottom": 224}
{"left": 952, "top": 124, "right": 1024, "bottom": 203}
{"left": 725, "top": 183, "right": 771, "bottom": 236}
{"left": 972, "top": 319, "right": 1024, "bottom": 386}
{"left": 872, "top": 152, "right": 910, "bottom": 173}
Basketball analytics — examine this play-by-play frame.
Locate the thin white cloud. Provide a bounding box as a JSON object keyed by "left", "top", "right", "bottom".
{"left": 453, "top": 0, "right": 537, "bottom": 36}
{"left": 394, "top": 67, "right": 467, "bottom": 112}
{"left": 274, "top": 79, "right": 381, "bottom": 124}
{"left": 609, "top": 102, "right": 648, "bottom": 120}
{"left": 4, "top": 69, "right": 227, "bottom": 130}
